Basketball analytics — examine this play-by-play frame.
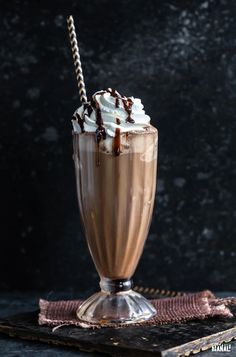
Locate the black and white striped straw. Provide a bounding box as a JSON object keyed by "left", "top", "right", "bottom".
{"left": 67, "top": 15, "right": 87, "bottom": 103}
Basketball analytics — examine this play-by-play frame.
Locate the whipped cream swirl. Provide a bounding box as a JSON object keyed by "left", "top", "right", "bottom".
{"left": 72, "top": 88, "right": 151, "bottom": 139}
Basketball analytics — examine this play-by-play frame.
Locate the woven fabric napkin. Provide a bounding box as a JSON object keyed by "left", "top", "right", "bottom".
{"left": 38, "top": 290, "right": 236, "bottom": 328}
{"left": 38, "top": 290, "right": 236, "bottom": 329}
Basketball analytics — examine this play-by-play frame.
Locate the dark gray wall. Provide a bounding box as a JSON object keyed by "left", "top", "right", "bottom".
{"left": 1, "top": 0, "right": 235, "bottom": 292}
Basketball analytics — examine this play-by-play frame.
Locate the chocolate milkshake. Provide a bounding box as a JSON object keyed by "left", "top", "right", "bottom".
{"left": 72, "top": 88, "right": 158, "bottom": 325}
{"left": 73, "top": 130, "right": 157, "bottom": 279}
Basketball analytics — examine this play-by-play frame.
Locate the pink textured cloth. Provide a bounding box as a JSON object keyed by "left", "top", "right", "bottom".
{"left": 38, "top": 290, "right": 236, "bottom": 329}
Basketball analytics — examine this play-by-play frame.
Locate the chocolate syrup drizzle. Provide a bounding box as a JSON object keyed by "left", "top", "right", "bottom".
{"left": 90, "top": 94, "right": 107, "bottom": 144}
{"left": 84, "top": 102, "right": 93, "bottom": 117}
{"left": 115, "top": 97, "right": 119, "bottom": 108}
{"left": 107, "top": 88, "right": 135, "bottom": 124}
{"left": 113, "top": 128, "right": 121, "bottom": 156}
{"left": 95, "top": 108, "right": 106, "bottom": 143}
{"left": 72, "top": 112, "right": 85, "bottom": 133}
{"left": 74, "top": 88, "right": 136, "bottom": 156}
{"left": 107, "top": 88, "right": 120, "bottom": 108}
{"left": 122, "top": 97, "right": 135, "bottom": 123}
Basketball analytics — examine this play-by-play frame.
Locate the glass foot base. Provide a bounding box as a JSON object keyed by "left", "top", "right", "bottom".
{"left": 76, "top": 289, "right": 157, "bottom": 326}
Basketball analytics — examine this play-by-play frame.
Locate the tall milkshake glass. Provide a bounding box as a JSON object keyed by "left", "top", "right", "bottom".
{"left": 72, "top": 89, "right": 158, "bottom": 326}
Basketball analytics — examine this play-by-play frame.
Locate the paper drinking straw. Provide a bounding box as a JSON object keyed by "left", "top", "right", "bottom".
{"left": 67, "top": 15, "right": 87, "bottom": 103}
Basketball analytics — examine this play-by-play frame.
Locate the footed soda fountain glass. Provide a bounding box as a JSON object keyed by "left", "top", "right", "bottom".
{"left": 66, "top": 15, "right": 158, "bottom": 326}
{"left": 73, "top": 125, "right": 158, "bottom": 326}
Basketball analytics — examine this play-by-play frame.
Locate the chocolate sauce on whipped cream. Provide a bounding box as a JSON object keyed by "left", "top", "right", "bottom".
{"left": 107, "top": 88, "right": 120, "bottom": 108}
{"left": 90, "top": 88, "right": 135, "bottom": 126}
{"left": 90, "top": 88, "right": 135, "bottom": 149}
{"left": 95, "top": 107, "right": 106, "bottom": 144}
{"left": 72, "top": 88, "right": 151, "bottom": 157}
{"left": 122, "top": 97, "right": 134, "bottom": 123}
{"left": 113, "top": 128, "right": 121, "bottom": 156}
{"left": 90, "top": 93, "right": 107, "bottom": 144}
{"left": 84, "top": 102, "right": 93, "bottom": 117}
{"left": 72, "top": 112, "right": 85, "bottom": 133}
{"left": 106, "top": 88, "right": 134, "bottom": 121}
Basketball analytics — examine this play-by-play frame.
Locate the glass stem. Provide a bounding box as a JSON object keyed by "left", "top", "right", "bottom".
{"left": 100, "top": 278, "right": 133, "bottom": 294}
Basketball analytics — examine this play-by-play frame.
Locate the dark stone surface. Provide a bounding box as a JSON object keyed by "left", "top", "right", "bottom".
{"left": 0, "top": 292, "right": 235, "bottom": 356}
{"left": 1, "top": 0, "right": 236, "bottom": 292}
{"left": 0, "top": 292, "right": 102, "bottom": 356}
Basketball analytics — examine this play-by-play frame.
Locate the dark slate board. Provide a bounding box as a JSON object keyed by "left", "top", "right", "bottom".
{"left": 0, "top": 308, "right": 236, "bottom": 357}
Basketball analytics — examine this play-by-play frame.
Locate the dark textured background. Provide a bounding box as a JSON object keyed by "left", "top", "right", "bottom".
{"left": 1, "top": 0, "right": 235, "bottom": 293}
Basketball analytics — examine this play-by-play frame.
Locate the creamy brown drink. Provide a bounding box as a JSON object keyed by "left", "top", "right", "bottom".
{"left": 72, "top": 88, "right": 158, "bottom": 325}
{"left": 73, "top": 129, "right": 157, "bottom": 280}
